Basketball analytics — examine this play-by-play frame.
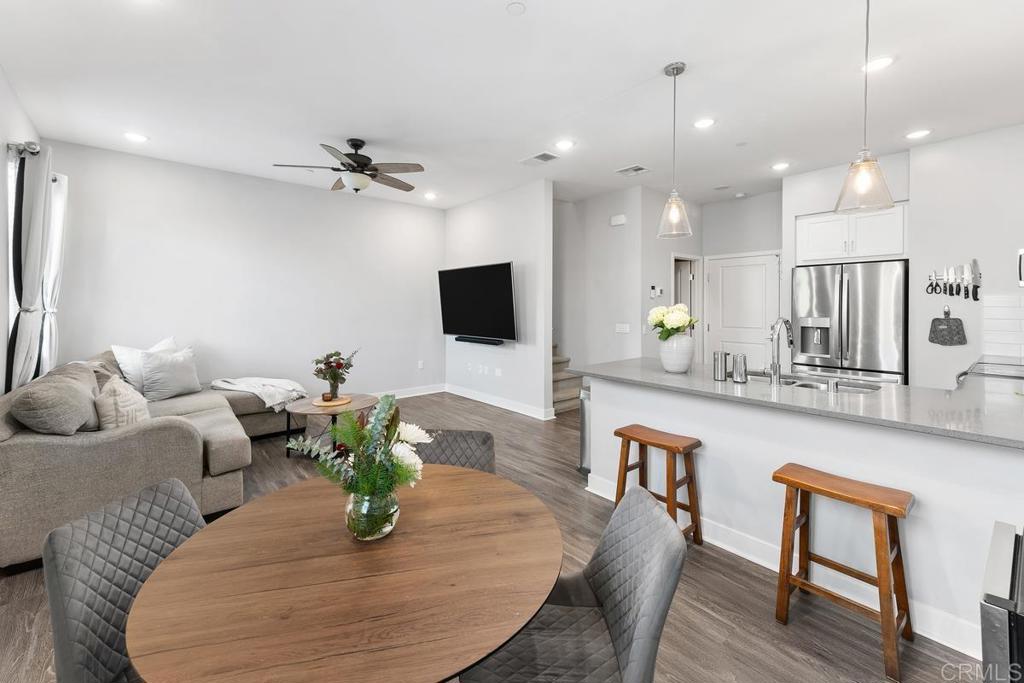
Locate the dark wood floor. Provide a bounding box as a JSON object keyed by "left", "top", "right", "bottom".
{"left": 1, "top": 392, "right": 978, "bottom": 682}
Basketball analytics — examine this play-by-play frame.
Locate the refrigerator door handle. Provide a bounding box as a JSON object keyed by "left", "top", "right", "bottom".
{"left": 843, "top": 272, "right": 851, "bottom": 362}
{"left": 832, "top": 270, "right": 843, "bottom": 363}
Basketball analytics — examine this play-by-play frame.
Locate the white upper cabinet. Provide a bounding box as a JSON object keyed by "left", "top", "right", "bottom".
{"left": 795, "top": 204, "right": 906, "bottom": 263}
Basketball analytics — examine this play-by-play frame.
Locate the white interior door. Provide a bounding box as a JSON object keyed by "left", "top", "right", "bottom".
{"left": 706, "top": 254, "right": 781, "bottom": 370}
{"left": 674, "top": 259, "right": 692, "bottom": 307}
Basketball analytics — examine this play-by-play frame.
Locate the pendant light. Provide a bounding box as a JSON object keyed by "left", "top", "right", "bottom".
{"left": 657, "top": 62, "right": 693, "bottom": 238}
{"left": 835, "top": 0, "right": 894, "bottom": 213}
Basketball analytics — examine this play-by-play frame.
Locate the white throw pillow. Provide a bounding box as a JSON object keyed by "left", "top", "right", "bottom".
{"left": 111, "top": 337, "right": 177, "bottom": 391}
{"left": 141, "top": 347, "right": 201, "bottom": 401}
{"left": 95, "top": 378, "right": 151, "bottom": 430}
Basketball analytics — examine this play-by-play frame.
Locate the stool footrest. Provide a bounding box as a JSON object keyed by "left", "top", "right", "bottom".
{"left": 809, "top": 552, "right": 878, "bottom": 587}
{"left": 625, "top": 461, "right": 643, "bottom": 473}
{"left": 789, "top": 575, "right": 881, "bottom": 623}
{"left": 794, "top": 512, "right": 808, "bottom": 529}
{"left": 647, "top": 491, "right": 692, "bottom": 513}
{"left": 675, "top": 475, "right": 691, "bottom": 489}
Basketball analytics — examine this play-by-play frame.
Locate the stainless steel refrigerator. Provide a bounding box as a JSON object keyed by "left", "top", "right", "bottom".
{"left": 791, "top": 259, "right": 908, "bottom": 384}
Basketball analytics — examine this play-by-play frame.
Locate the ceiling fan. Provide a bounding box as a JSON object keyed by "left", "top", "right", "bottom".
{"left": 273, "top": 138, "right": 424, "bottom": 193}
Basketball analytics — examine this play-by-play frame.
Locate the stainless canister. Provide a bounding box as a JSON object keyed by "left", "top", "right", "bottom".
{"left": 732, "top": 354, "right": 748, "bottom": 383}
{"left": 713, "top": 351, "right": 730, "bottom": 381}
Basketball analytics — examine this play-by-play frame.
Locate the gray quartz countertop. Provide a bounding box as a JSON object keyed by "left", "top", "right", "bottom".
{"left": 570, "top": 357, "right": 1024, "bottom": 451}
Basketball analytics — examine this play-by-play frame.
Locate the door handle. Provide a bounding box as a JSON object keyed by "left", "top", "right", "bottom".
{"left": 1019, "top": 249, "right": 1023, "bottom": 287}
{"left": 843, "top": 273, "right": 851, "bottom": 361}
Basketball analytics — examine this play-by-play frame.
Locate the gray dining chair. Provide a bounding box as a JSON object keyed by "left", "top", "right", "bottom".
{"left": 417, "top": 429, "right": 496, "bottom": 473}
{"left": 42, "top": 479, "right": 206, "bottom": 683}
{"left": 462, "top": 486, "right": 686, "bottom": 683}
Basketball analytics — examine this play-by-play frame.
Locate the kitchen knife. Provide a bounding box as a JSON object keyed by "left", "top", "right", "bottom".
{"left": 960, "top": 264, "right": 970, "bottom": 299}
{"left": 953, "top": 266, "right": 962, "bottom": 296}
{"left": 942, "top": 266, "right": 949, "bottom": 295}
{"left": 948, "top": 267, "right": 958, "bottom": 297}
{"left": 971, "top": 258, "right": 982, "bottom": 301}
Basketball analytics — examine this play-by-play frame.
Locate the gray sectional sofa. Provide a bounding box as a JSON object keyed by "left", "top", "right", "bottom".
{"left": 0, "top": 351, "right": 303, "bottom": 567}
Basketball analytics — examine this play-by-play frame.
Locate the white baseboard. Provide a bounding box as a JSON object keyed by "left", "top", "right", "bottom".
{"left": 376, "top": 384, "right": 446, "bottom": 399}
{"left": 583, "top": 477, "right": 981, "bottom": 659}
{"left": 443, "top": 384, "right": 554, "bottom": 421}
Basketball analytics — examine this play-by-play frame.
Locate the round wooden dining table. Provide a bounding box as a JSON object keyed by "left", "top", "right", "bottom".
{"left": 126, "top": 464, "right": 563, "bottom": 683}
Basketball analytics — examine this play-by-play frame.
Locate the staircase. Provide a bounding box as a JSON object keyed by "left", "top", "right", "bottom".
{"left": 552, "top": 344, "right": 583, "bottom": 414}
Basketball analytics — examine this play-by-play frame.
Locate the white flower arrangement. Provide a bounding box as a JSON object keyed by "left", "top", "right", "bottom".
{"left": 649, "top": 303, "right": 698, "bottom": 341}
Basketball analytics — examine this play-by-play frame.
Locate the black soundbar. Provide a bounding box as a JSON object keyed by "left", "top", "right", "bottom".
{"left": 454, "top": 336, "right": 505, "bottom": 346}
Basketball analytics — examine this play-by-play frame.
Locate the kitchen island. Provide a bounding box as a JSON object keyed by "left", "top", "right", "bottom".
{"left": 572, "top": 357, "right": 1024, "bottom": 658}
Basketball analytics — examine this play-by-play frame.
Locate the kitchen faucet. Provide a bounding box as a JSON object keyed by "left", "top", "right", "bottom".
{"left": 768, "top": 317, "right": 793, "bottom": 387}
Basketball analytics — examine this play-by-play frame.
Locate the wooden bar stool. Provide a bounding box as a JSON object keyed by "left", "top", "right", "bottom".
{"left": 772, "top": 463, "right": 914, "bottom": 682}
{"left": 613, "top": 424, "right": 702, "bottom": 544}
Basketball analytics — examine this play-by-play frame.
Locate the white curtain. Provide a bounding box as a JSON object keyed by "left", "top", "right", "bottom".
{"left": 6, "top": 146, "right": 67, "bottom": 390}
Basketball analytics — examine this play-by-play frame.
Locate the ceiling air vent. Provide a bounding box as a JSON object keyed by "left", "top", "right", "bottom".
{"left": 615, "top": 164, "right": 650, "bottom": 177}
{"left": 520, "top": 151, "right": 560, "bottom": 166}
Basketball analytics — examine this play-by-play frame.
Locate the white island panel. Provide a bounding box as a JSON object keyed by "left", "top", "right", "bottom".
{"left": 585, "top": 371, "right": 1024, "bottom": 659}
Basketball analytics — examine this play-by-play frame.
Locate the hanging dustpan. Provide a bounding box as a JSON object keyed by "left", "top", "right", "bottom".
{"left": 928, "top": 306, "right": 967, "bottom": 346}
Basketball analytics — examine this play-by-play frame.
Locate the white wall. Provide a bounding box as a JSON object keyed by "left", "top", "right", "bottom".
{"left": 553, "top": 199, "right": 586, "bottom": 365}
{"left": 702, "top": 190, "right": 782, "bottom": 256}
{"left": 577, "top": 187, "right": 643, "bottom": 366}
{"left": 443, "top": 179, "right": 553, "bottom": 419}
{"left": 909, "top": 123, "right": 1024, "bottom": 386}
{"left": 639, "top": 186, "right": 701, "bottom": 359}
{"left": 50, "top": 140, "right": 447, "bottom": 396}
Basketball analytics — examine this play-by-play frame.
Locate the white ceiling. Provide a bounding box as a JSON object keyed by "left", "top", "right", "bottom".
{"left": 1, "top": 0, "right": 1023, "bottom": 208}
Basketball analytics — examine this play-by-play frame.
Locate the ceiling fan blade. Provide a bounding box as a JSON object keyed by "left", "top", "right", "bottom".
{"left": 320, "top": 144, "right": 358, "bottom": 167}
{"left": 331, "top": 177, "right": 346, "bottom": 191}
{"left": 370, "top": 163, "right": 424, "bottom": 174}
{"left": 273, "top": 164, "right": 336, "bottom": 169}
{"left": 372, "top": 173, "right": 414, "bottom": 192}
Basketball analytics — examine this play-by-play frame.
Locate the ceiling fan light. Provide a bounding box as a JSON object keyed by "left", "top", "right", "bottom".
{"left": 834, "top": 149, "right": 894, "bottom": 213}
{"left": 341, "top": 171, "right": 372, "bottom": 193}
{"left": 657, "top": 191, "right": 693, "bottom": 238}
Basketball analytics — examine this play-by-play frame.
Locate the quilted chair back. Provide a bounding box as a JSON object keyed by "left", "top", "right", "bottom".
{"left": 584, "top": 486, "right": 686, "bottom": 683}
{"left": 42, "top": 479, "right": 206, "bottom": 683}
{"left": 417, "top": 430, "right": 496, "bottom": 473}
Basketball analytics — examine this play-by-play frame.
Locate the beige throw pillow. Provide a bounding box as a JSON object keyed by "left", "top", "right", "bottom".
{"left": 10, "top": 363, "right": 100, "bottom": 435}
{"left": 95, "top": 378, "right": 151, "bottom": 430}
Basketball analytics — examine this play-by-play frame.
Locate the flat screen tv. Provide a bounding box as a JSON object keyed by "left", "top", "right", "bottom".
{"left": 438, "top": 262, "right": 517, "bottom": 342}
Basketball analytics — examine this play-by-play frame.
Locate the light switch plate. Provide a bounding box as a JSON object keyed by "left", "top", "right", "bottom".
{"left": 609, "top": 214, "right": 627, "bottom": 227}
{"left": 615, "top": 323, "right": 631, "bottom": 334}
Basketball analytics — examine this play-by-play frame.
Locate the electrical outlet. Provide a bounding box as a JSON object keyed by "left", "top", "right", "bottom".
{"left": 615, "top": 323, "right": 631, "bottom": 334}
{"left": 417, "top": 360, "right": 424, "bottom": 370}
{"left": 495, "top": 368, "right": 502, "bottom": 377}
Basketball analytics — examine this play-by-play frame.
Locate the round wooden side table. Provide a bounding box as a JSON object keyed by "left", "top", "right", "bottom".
{"left": 283, "top": 393, "right": 379, "bottom": 457}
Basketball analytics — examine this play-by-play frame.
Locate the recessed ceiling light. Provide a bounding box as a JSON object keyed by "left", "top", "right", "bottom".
{"left": 554, "top": 139, "right": 575, "bottom": 152}
{"left": 506, "top": 1, "right": 526, "bottom": 15}
{"left": 905, "top": 129, "right": 932, "bottom": 140}
{"left": 735, "top": 192, "right": 747, "bottom": 198}
{"left": 424, "top": 191, "right": 438, "bottom": 201}
{"left": 123, "top": 132, "right": 149, "bottom": 143}
{"left": 862, "top": 56, "right": 894, "bottom": 72}
{"left": 693, "top": 118, "right": 715, "bottom": 129}
{"left": 771, "top": 161, "right": 790, "bottom": 171}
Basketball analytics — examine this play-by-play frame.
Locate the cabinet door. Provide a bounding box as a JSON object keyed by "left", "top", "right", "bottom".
{"left": 848, "top": 205, "right": 905, "bottom": 258}
{"left": 796, "top": 214, "right": 849, "bottom": 261}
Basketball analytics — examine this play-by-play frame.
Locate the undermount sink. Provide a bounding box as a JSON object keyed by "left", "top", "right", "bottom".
{"left": 745, "top": 371, "right": 880, "bottom": 394}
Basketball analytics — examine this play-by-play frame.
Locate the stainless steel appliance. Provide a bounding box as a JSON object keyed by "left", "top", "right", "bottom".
{"left": 792, "top": 259, "right": 908, "bottom": 384}
{"left": 578, "top": 386, "right": 590, "bottom": 475}
{"left": 981, "top": 521, "right": 1024, "bottom": 682}
{"left": 713, "top": 351, "right": 730, "bottom": 381}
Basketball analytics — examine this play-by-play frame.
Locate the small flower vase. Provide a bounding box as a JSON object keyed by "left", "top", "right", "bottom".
{"left": 328, "top": 381, "right": 340, "bottom": 401}
{"left": 346, "top": 491, "right": 400, "bottom": 541}
{"left": 660, "top": 333, "right": 695, "bottom": 373}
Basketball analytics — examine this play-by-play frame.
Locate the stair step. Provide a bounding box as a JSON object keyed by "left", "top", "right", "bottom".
{"left": 554, "top": 385, "right": 581, "bottom": 403}
{"left": 552, "top": 355, "right": 570, "bottom": 365}
{"left": 553, "top": 370, "right": 579, "bottom": 382}
{"left": 554, "top": 397, "right": 580, "bottom": 414}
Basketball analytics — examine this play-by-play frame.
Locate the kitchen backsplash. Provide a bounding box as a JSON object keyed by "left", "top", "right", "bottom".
{"left": 984, "top": 294, "right": 1024, "bottom": 360}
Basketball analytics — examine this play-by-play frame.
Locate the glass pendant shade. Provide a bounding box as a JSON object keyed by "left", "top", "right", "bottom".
{"left": 834, "top": 149, "right": 894, "bottom": 213}
{"left": 657, "top": 190, "right": 693, "bottom": 238}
